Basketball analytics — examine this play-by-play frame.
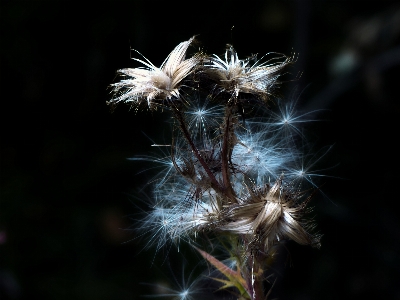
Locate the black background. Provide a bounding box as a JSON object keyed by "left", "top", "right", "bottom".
{"left": 1, "top": 1, "right": 400, "bottom": 299}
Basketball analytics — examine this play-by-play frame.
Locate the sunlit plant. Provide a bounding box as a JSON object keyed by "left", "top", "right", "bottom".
{"left": 108, "top": 36, "right": 322, "bottom": 300}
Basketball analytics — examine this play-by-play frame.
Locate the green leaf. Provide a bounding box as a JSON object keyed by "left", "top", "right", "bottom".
{"left": 195, "top": 247, "right": 251, "bottom": 299}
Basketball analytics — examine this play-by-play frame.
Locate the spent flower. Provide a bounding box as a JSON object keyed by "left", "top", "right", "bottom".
{"left": 203, "top": 45, "right": 293, "bottom": 102}
{"left": 108, "top": 37, "right": 199, "bottom": 109}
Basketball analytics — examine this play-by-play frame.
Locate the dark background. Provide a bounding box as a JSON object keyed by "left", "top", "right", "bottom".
{"left": 1, "top": 1, "right": 400, "bottom": 299}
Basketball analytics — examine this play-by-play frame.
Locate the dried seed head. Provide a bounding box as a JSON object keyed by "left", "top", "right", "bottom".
{"left": 250, "top": 180, "right": 320, "bottom": 252}
{"left": 216, "top": 179, "right": 320, "bottom": 254}
{"left": 203, "top": 45, "right": 293, "bottom": 103}
{"left": 108, "top": 37, "right": 200, "bottom": 110}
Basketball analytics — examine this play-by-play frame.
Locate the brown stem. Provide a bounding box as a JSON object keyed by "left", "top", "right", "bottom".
{"left": 247, "top": 255, "right": 265, "bottom": 300}
{"left": 252, "top": 276, "right": 265, "bottom": 300}
{"left": 221, "top": 106, "right": 238, "bottom": 203}
{"left": 173, "top": 108, "right": 223, "bottom": 193}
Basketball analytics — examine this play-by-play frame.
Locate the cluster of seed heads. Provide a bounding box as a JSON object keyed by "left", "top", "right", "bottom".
{"left": 109, "top": 36, "right": 321, "bottom": 299}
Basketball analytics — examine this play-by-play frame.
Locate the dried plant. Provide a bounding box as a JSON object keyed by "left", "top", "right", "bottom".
{"left": 108, "top": 36, "right": 322, "bottom": 300}
{"left": 108, "top": 37, "right": 200, "bottom": 110}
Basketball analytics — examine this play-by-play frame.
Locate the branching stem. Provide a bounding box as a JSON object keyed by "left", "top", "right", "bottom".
{"left": 221, "top": 106, "right": 238, "bottom": 203}
{"left": 173, "top": 107, "right": 223, "bottom": 193}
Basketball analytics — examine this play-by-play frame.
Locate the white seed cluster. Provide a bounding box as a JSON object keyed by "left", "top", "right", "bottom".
{"left": 109, "top": 36, "right": 321, "bottom": 258}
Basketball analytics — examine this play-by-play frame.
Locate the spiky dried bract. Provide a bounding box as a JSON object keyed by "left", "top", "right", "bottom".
{"left": 108, "top": 37, "right": 199, "bottom": 109}
{"left": 203, "top": 45, "right": 293, "bottom": 103}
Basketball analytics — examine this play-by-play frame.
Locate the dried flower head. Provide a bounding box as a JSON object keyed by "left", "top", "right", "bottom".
{"left": 108, "top": 37, "right": 200, "bottom": 109}
{"left": 216, "top": 179, "right": 320, "bottom": 253}
{"left": 204, "top": 45, "right": 293, "bottom": 102}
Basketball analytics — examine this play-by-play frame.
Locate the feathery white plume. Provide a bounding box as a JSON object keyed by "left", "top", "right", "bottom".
{"left": 109, "top": 37, "right": 199, "bottom": 109}
{"left": 204, "top": 45, "right": 293, "bottom": 102}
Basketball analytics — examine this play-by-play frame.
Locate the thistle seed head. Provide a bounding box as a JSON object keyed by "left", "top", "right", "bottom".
{"left": 203, "top": 45, "right": 293, "bottom": 103}
{"left": 215, "top": 179, "right": 320, "bottom": 254}
{"left": 108, "top": 37, "right": 200, "bottom": 110}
